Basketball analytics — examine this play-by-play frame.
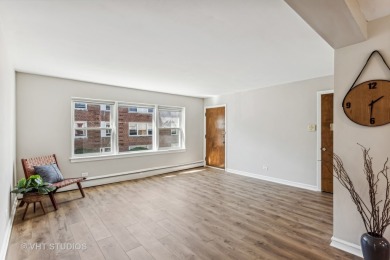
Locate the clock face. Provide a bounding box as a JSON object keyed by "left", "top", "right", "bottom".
{"left": 343, "top": 80, "right": 390, "bottom": 127}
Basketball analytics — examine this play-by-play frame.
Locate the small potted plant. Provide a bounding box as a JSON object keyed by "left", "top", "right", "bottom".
{"left": 12, "top": 175, "right": 55, "bottom": 200}
{"left": 334, "top": 145, "right": 390, "bottom": 260}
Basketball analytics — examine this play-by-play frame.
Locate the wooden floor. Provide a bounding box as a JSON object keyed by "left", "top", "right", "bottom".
{"left": 6, "top": 168, "right": 360, "bottom": 260}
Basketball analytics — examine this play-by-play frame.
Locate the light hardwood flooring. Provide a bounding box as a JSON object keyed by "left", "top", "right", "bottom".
{"left": 6, "top": 168, "right": 360, "bottom": 260}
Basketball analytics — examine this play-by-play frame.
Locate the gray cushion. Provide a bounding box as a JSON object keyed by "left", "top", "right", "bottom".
{"left": 33, "top": 163, "right": 64, "bottom": 183}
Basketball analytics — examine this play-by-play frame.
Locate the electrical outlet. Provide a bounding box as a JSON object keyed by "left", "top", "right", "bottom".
{"left": 307, "top": 124, "right": 317, "bottom": 132}
{"left": 262, "top": 165, "right": 268, "bottom": 171}
{"left": 81, "top": 172, "right": 88, "bottom": 177}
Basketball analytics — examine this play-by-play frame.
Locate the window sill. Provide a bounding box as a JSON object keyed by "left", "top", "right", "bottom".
{"left": 70, "top": 148, "right": 186, "bottom": 163}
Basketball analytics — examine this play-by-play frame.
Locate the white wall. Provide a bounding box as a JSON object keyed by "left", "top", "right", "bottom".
{"left": 333, "top": 15, "right": 390, "bottom": 252}
{"left": 205, "top": 76, "right": 333, "bottom": 189}
{"left": 0, "top": 21, "right": 16, "bottom": 259}
{"left": 16, "top": 73, "right": 204, "bottom": 184}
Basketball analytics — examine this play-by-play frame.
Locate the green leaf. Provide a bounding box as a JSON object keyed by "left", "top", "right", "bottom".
{"left": 25, "top": 179, "right": 32, "bottom": 188}
{"left": 17, "top": 178, "right": 26, "bottom": 188}
{"left": 13, "top": 175, "right": 55, "bottom": 194}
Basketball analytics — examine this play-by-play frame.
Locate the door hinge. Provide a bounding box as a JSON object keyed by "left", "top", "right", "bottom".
{"left": 205, "top": 134, "right": 206, "bottom": 138}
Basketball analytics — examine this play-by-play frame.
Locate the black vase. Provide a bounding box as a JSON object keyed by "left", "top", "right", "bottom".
{"left": 361, "top": 232, "right": 390, "bottom": 260}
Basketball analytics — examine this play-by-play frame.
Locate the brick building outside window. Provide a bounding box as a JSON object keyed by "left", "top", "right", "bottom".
{"left": 74, "top": 102, "right": 112, "bottom": 154}
{"left": 73, "top": 101, "right": 182, "bottom": 156}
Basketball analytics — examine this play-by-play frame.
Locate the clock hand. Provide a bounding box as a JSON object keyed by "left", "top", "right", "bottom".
{"left": 368, "top": 96, "right": 384, "bottom": 118}
{"left": 372, "top": 95, "right": 384, "bottom": 104}
{"left": 369, "top": 103, "right": 373, "bottom": 118}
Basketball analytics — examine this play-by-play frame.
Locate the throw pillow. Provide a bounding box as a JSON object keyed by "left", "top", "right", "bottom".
{"left": 33, "top": 163, "right": 64, "bottom": 183}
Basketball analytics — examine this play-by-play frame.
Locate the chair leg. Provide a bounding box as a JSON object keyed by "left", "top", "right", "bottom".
{"left": 39, "top": 201, "right": 46, "bottom": 214}
{"left": 33, "top": 202, "right": 36, "bottom": 213}
{"left": 19, "top": 200, "right": 25, "bottom": 207}
{"left": 77, "top": 182, "right": 85, "bottom": 198}
{"left": 49, "top": 192, "right": 58, "bottom": 210}
{"left": 22, "top": 203, "right": 30, "bottom": 220}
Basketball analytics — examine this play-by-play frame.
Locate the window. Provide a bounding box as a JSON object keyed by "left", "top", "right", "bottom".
{"left": 72, "top": 99, "right": 184, "bottom": 159}
{"left": 158, "top": 107, "right": 184, "bottom": 149}
{"left": 129, "top": 124, "right": 137, "bottom": 136}
{"left": 119, "top": 104, "right": 154, "bottom": 152}
{"left": 75, "top": 102, "right": 87, "bottom": 110}
{"left": 101, "top": 122, "right": 111, "bottom": 137}
{"left": 72, "top": 101, "right": 114, "bottom": 156}
{"left": 74, "top": 121, "right": 87, "bottom": 138}
{"left": 128, "top": 107, "right": 154, "bottom": 113}
{"left": 100, "top": 104, "right": 110, "bottom": 111}
{"left": 128, "top": 123, "right": 152, "bottom": 136}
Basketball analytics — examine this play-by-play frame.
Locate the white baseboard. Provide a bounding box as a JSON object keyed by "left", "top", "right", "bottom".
{"left": 59, "top": 160, "right": 205, "bottom": 192}
{"left": 226, "top": 168, "right": 318, "bottom": 191}
{"left": 331, "top": 236, "right": 362, "bottom": 257}
{"left": 0, "top": 196, "right": 18, "bottom": 260}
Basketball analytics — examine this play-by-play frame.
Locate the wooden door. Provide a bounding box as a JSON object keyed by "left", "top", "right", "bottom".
{"left": 321, "top": 93, "right": 333, "bottom": 193}
{"left": 206, "top": 107, "right": 225, "bottom": 168}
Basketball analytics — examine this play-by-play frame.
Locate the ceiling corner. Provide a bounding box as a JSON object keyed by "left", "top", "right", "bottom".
{"left": 285, "top": 0, "right": 368, "bottom": 49}
{"left": 344, "top": 0, "right": 367, "bottom": 39}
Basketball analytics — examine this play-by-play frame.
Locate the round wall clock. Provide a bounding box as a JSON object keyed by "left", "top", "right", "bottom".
{"left": 343, "top": 80, "right": 390, "bottom": 127}
{"left": 343, "top": 50, "right": 390, "bottom": 127}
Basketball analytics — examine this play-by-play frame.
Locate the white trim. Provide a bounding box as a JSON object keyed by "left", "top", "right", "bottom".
{"left": 316, "top": 89, "right": 334, "bottom": 191}
{"left": 204, "top": 104, "right": 227, "bottom": 169}
{"left": 330, "top": 236, "right": 362, "bottom": 258}
{"left": 227, "top": 168, "right": 318, "bottom": 191}
{"left": 70, "top": 148, "right": 186, "bottom": 162}
{"left": 153, "top": 105, "right": 157, "bottom": 152}
{"left": 58, "top": 161, "right": 204, "bottom": 192}
{"left": 0, "top": 197, "right": 18, "bottom": 260}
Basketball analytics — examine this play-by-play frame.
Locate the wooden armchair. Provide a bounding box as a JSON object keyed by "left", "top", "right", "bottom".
{"left": 21, "top": 154, "right": 86, "bottom": 210}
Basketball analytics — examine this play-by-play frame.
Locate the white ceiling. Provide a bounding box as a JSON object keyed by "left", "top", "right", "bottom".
{"left": 357, "top": 0, "right": 390, "bottom": 21}
{"left": 0, "top": 0, "right": 335, "bottom": 97}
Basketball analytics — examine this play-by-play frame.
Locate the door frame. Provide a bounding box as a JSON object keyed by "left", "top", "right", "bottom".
{"left": 204, "top": 104, "right": 227, "bottom": 170}
{"left": 316, "top": 90, "right": 334, "bottom": 191}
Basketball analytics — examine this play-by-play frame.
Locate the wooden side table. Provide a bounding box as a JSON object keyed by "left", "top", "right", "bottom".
{"left": 22, "top": 193, "right": 46, "bottom": 220}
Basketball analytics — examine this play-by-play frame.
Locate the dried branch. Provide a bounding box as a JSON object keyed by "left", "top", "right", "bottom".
{"left": 333, "top": 145, "right": 390, "bottom": 237}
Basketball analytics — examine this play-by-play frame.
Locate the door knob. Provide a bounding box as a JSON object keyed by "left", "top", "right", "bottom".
{"left": 321, "top": 147, "right": 327, "bottom": 152}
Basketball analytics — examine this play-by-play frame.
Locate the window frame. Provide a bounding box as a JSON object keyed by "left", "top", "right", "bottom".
{"left": 71, "top": 98, "right": 185, "bottom": 161}
{"left": 157, "top": 106, "right": 185, "bottom": 151}
{"left": 71, "top": 100, "right": 115, "bottom": 158}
